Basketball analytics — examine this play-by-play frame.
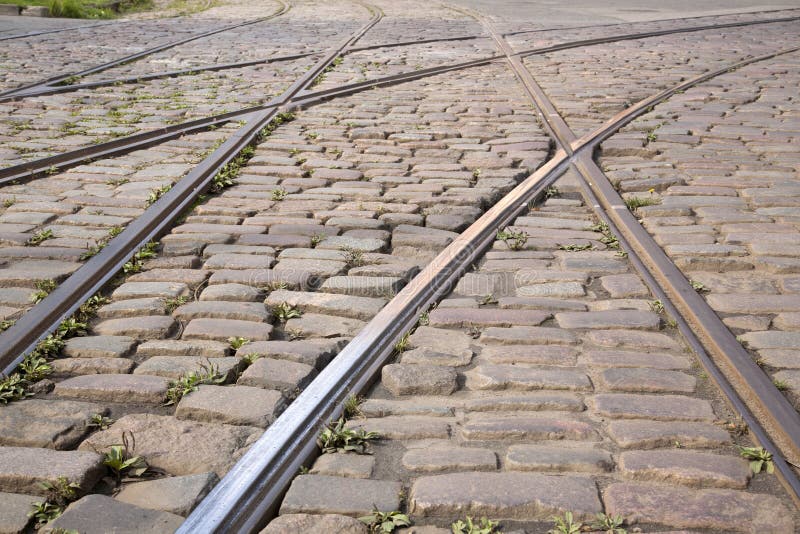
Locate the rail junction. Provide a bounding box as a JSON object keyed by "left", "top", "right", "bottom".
{"left": 0, "top": 1, "right": 799, "bottom": 532}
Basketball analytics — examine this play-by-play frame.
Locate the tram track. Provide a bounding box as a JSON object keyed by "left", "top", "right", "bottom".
{"left": 1, "top": 4, "right": 799, "bottom": 532}
{"left": 3, "top": 10, "right": 799, "bottom": 187}
{"left": 178, "top": 23, "right": 800, "bottom": 534}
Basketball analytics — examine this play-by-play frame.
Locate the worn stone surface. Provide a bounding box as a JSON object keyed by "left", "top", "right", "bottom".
{"left": 310, "top": 453, "right": 375, "bottom": 479}
{"left": 410, "top": 472, "right": 602, "bottom": 520}
{"left": 603, "top": 483, "right": 793, "bottom": 532}
{"left": 0, "top": 447, "right": 104, "bottom": 495}
{"left": 79, "top": 414, "right": 260, "bottom": 477}
{"left": 506, "top": 445, "right": 613, "bottom": 473}
{"left": 382, "top": 364, "right": 457, "bottom": 396}
{"left": 262, "top": 514, "right": 368, "bottom": 534}
{"left": 402, "top": 446, "right": 497, "bottom": 473}
{"left": 115, "top": 472, "right": 219, "bottom": 516}
{"left": 54, "top": 374, "right": 169, "bottom": 404}
{"left": 280, "top": 475, "right": 401, "bottom": 516}
{"left": 618, "top": 450, "right": 750, "bottom": 489}
{"left": 0, "top": 492, "right": 37, "bottom": 534}
{"left": 0, "top": 399, "right": 106, "bottom": 450}
{"left": 176, "top": 385, "right": 285, "bottom": 428}
{"left": 47, "top": 494, "right": 184, "bottom": 533}
{"left": 237, "top": 357, "right": 316, "bottom": 394}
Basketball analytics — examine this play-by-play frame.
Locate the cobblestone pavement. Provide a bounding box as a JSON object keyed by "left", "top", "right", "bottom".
{"left": 273, "top": 190, "right": 797, "bottom": 533}
{"left": 1, "top": 0, "right": 799, "bottom": 532}
{"left": 598, "top": 52, "right": 800, "bottom": 412}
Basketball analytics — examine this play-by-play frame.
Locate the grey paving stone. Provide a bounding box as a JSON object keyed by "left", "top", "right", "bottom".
{"left": 410, "top": 472, "right": 602, "bottom": 520}
{"left": 598, "top": 367, "right": 696, "bottom": 393}
{"left": 62, "top": 335, "right": 136, "bottom": 358}
{"left": 200, "top": 283, "right": 265, "bottom": 302}
{"left": 462, "top": 412, "right": 598, "bottom": 441}
{"left": 408, "top": 326, "right": 474, "bottom": 356}
{"left": 284, "top": 313, "right": 366, "bottom": 338}
{"left": 592, "top": 394, "right": 715, "bottom": 421}
{"left": 235, "top": 339, "right": 341, "bottom": 370}
{"left": 47, "top": 494, "right": 184, "bottom": 533}
{"left": 506, "top": 444, "right": 614, "bottom": 473}
{"left": 173, "top": 301, "right": 271, "bottom": 322}
{"left": 0, "top": 447, "right": 104, "bottom": 495}
{"left": 603, "top": 483, "right": 792, "bottom": 533}
{"left": 428, "top": 308, "right": 550, "bottom": 327}
{"left": 465, "top": 364, "right": 591, "bottom": 391}
{"left": 619, "top": 450, "right": 750, "bottom": 489}
{"left": 135, "top": 339, "right": 230, "bottom": 358}
{"left": 402, "top": 446, "right": 497, "bottom": 473}
{"left": 92, "top": 316, "right": 177, "bottom": 339}
{"left": 115, "top": 472, "right": 218, "bottom": 516}
{"left": 133, "top": 356, "right": 241, "bottom": 381}
{"left": 320, "top": 276, "right": 404, "bottom": 298}
{"left": 479, "top": 345, "right": 577, "bottom": 366}
{"left": 97, "top": 298, "right": 167, "bottom": 319}
{"left": 481, "top": 326, "right": 578, "bottom": 345}
{"left": 581, "top": 350, "right": 691, "bottom": 370}
{"left": 112, "top": 282, "right": 189, "bottom": 300}
{"left": 555, "top": 310, "right": 661, "bottom": 330}
{"left": 346, "top": 416, "right": 451, "bottom": 440}
{"left": 51, "top": 357, "right": 136, "bottom": 376}
{"left": 0, "top": 492, "right": 37, "bottom": 534}
{"left": 265, "top": 289, "right": 385, "bottom": 321}
{"left": 237, "top": 357, "right": 316, "bottom": 395}
{"left": 176, "top": 384, "right": 284, "bottom": 428}
{"left": 310, "top": 453, "right": 375, "bottom": 479}
{"left": 79, "top": 414, "right": 260, "bottom": 477}
{"left": 464, "top": 392, "right": 584, "bottom": 413}
{"left": 382, "top": 364, "right": 457, "bottom": 396}
{"left": 280, "top": 475, "right": 401, "bottom": 516}
{"left": 55, "top": 374, "right": 169, "bottom": 404}
{"left": 586, "top": 329, "right": 681, "bottom": 350}
{"left": 262, "top": 514, "right": 368, "bottom": 534}
{"left": 0, "top": 399, "right": 107, "bottom": 450}
{"left": 182, "top": 318, "right": 273, "bottom": 342}
{"left": 399, "top": 347, "right": 473, "bottom": 367}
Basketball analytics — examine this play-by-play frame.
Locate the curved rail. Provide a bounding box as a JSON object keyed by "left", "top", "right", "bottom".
{"left": 472, "top": 5, "right": 800, "bottom": 501}
{"left": 0, "top": 3, "right": 383, "bottom": 376}
{"left": 4, "top": 10, "right": 799, "bottom": 187}
{"left": 0, "top": 0, "right": 290, "bottom": 101}
{"left": 178, "top": 35, "right": 800, "bottom": 534}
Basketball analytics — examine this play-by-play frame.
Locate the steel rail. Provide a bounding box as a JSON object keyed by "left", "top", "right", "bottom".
{"left": 0, "top": 0, "right": 290, "bottom": 102}
{"left": 11, "top": 51, "right": 318, "bottom": 99}
{"left": 513, "top": 14, "right": 800, "bottom": 59}
{"left": 0, "top": 4, "right": 384, "bottom": 377}
{"left": 6, "top": 10, "right": 799, "bottom": 187}
{"left": 0, "top": 54, "right": 508, "bottom": 186}
{"left": 179, "top": 29, "right": 800, "bottom": 533}
{"left": 0, "top": 21, "right": 114, "bottom": 42}
{"left": 4, "top": 10, "right": 797, "bottom": 106}
{"left": 476, "top": 8, "right": 800, "bottom": 500}
{"left": 503, "top": 6, "right": 800, "bottom": 36}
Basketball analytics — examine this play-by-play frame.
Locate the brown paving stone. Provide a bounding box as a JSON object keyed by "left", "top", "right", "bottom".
{"left": 591, "top": 394, "right": 715, "bottom": 421}
{"left": 79, "top": 414, "right": 259, "bottom": 477}
{"left": 410, "top": 472, "right": 602, "bottom": 520}
{"left": 619, "top": 450, "right": 750, "bottom": 489}
{"left": 0, "top": 447, "right": 104, "bottom": 495}
{"left": 54, "top": 374, "right": 169, "bottom": 404}
{"left": 462, "top": 413, "right": 598, "bottom": 441}
{"left": 465, "top": 364, "right": 591, "bottom": 391}
{"left": 603, "top": 482, "right": 792, "bottom": 533}
{"left": 506, "top": 444, "right": 614, "bottom": 473}
{"left": 280, "top": 475, "right": 401, "bottom": 517}
{"left": 606, "top": 420, "right": 731, "bottom": 449}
